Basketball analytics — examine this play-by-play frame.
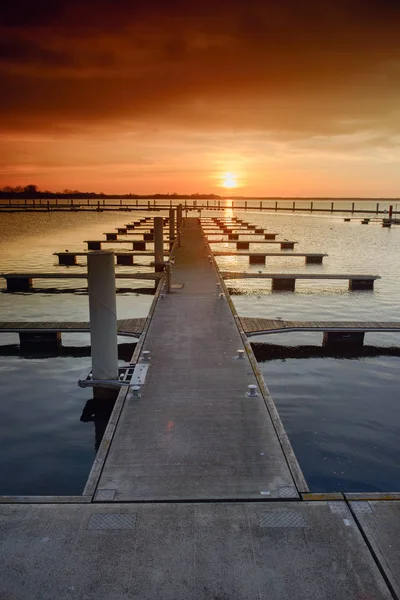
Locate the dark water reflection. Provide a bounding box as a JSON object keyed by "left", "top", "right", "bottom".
{"left": 0, "top": 344, "right": 135, "bottom": 496}
{"left": 258, "top": 352, "right": 400, "bottom": 492}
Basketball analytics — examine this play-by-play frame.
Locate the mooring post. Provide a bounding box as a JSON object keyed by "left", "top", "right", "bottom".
{"left": 154, "top": 217, "right": 164, "bottom": 272}
{"left": 169, "top": 208, "right": 175, "bottom": 245}
{"left": 166, "top": 261, "right": 172, "bottom": 293}
{"left": 177, "top": 204, "right": 183, "bottom": 247}
{"left": 177, "top": 204, "right": 183, "bottom": 228}
{"left": 87, "top": 251, "right": 118, "bottom": 398}
{"left": 389, "top": 205, "right": 393, "bottom": 220}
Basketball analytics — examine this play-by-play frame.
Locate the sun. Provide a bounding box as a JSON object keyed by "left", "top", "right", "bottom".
{"left": 222, "top": 172, "right": 238, "bottom": 188}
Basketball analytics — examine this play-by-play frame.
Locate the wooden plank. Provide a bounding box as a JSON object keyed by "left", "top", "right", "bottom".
{"left": 0, "top": 272, "right": 162, "bottom": 280}
{"left": 0, "top": 318, "right": 146, "bottom": 335}
{"left": 238, "top": 318, "right": 400, "bottom": 334}
{"left": 221, "top": 272, "right": 380, "bottom": 280}
{"left": 213, "top": 252, "right": 327, "bottom": 257}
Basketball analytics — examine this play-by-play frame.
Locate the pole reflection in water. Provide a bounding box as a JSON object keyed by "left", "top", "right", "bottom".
{"left": 80, "top": 397, "right": 116, "bottom": 452}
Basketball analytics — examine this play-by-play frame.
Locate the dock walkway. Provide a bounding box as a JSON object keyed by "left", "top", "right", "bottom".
{"left": 240, "top": 317, "right": 400, "bottom": 335}
{"left": 96, "top": 218, "right": 299, "bottom": 501}
{"left": 0, "top": 318, "right": 145, "bottom": 336}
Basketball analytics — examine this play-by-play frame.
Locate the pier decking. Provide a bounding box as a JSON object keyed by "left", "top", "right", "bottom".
{"left": 222, "top": 272, "right": 380, "bottom": 290}
{"left": 0, "top": 271, "right": 161, "bottom": 291}
{"left": 0, "top": 318, "right": 145, "bottom": 336}
{"left": 214, "top": 251, "right": 328, "bottom": 264}
{"left": 95, "top": 218, "right": 300, "bottom": 501}
{"left": 239, "top": 317, "right": 400, "bottom": 335}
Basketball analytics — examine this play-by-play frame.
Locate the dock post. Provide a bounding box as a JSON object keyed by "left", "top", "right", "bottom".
{"left": 349, "top": 278, "right": 374, "bottom": 290}
{"left": 166, "top": 261, "right": 171, "bottom": 293}
{"left": 237, "top": 241, "right": 250, "bottom": 250}
{"left": 6, "top": 277, "right": 33, "bottom": 292}
{"left": 177, "top": 204, "right": 183, "bottom": 247}
{"left": 389, "top": 205, "right": 393, "bottom": 220}
{"left": 322, "top": 331, "right": 365, "bottom": 349}
{"left": 87, "top": 251, "right": 118, "bottom": 398}
{"left": 169, "top": 208, "right": 175, "bottom": 245}
{"left": 352, "top": 202, "right": 355, "bottom": 213}
{"left": 154, "top": 217, "right": 164, "bottom": 272}
{"left": 249, "top": 255, "right": 265, "bottom": 264}
{"left": 177, "top": 204, "right": 183, "bottom": 229}
{"left": 19, "top": 331, "right": 62, "bottom": 352}
{"left": 58, "top": 253, "right": 77, "bottom": 265}
{"left": 272, "top": 278, "right": 296, "bottom": 292}
{"left": 132, "top": 241, "right": 146, "bottom": 250}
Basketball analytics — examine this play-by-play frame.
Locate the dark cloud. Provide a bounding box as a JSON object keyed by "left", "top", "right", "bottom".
{"left": 0, "top": 38, "right": 75, "bottom": 66}
{"left": 0, "top": 0, "right": 400, "bottom": 138}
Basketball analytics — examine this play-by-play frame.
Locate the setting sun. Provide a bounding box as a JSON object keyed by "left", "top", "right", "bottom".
{"left": 222, "top": 172, "right": 238, "bottom": 188}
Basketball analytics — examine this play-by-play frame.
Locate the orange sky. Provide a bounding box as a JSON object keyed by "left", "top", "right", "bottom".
{"left": 1, "top": 0, "right": 400, "bottom": 196}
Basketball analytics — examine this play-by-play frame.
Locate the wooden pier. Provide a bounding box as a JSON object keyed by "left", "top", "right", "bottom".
{"left": 209, "top": 239, "right": 298, "bottom": 249}
{"left": 214, "top": 251, "right": 328, "bottom": 264}
{"left": 0, "top": 271, "right": 162, "bottom": 292}
{"left": 54, "top": 251, "right": 166, "bottom": 265}
{"left": 0, "top": 318, "right": 145, "bottom": 336}
{"left": 221, "top": 271, "right": 380, "bottom": 290}
{"left": 239, "top": 317, "right": 400, "bottom": 347}
{"left": 1, "top": 217, "right": 400, "bottom": 599}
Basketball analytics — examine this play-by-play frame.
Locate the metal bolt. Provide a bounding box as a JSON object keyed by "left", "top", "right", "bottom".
{"left": 248, "top": 384, "right": 258, "bottom": 397}
{"left": 237, "top": 349, "right": 245, "bottom": 359}
{"left": 142, "top": 350, "right": 151, "bottom": 361}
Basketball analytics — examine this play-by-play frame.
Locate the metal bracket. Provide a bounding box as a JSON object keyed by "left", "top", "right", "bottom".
{"left": 78, "top": 363, "right": 150, "bottom": 389}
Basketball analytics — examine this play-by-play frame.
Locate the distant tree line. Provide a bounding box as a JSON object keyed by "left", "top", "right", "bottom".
{"left": 0, "top": 184, "right": 222, "bottom": 200}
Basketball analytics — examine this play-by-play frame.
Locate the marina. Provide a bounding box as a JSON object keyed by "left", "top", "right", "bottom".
{"left": 0, "top": 208, "right": 399, "bottom": 599}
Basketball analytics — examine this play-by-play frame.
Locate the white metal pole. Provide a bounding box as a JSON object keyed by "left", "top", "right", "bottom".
{"left": 169, "top": 208, "right": 175, "bottom": 244}
{"left": 154, "top": 217, "right": 164, "bottom": 272}
{"left": 87, "top": 252, "right": 118, "bottom": 383}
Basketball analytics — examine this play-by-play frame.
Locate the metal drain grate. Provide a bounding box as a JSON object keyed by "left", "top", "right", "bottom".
{"left": 88, "top": 513, "right": 137, "bottom": 530}
{"left": 259, "top": 511, "right": 307, "bottom": 528}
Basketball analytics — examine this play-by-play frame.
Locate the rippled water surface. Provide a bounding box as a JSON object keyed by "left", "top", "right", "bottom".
{"left": 0, "top": 207, "right": 399, "bottom": 494}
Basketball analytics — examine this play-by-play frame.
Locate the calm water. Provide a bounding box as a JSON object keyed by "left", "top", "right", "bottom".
{"left": 0, "top": 207, "right": 399, "bottom": 494}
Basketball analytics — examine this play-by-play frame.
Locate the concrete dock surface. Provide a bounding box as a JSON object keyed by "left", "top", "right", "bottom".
{"left": 0, "top": 501, "right": 396, "bottom": 600}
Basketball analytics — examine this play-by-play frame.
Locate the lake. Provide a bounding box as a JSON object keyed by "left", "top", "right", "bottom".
{"left": 0, "top": 204, "right": 399, "bottom": 494}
